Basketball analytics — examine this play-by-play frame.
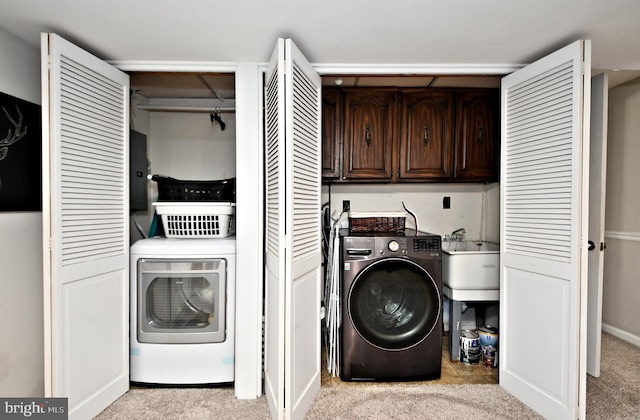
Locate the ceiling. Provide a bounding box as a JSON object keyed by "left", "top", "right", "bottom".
{"left": 2, "top": 0, "right": 640, "bottom": 97}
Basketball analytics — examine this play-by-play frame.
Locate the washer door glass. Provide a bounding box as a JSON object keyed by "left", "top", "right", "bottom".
{"left": 348, "top": 258, "right": 440, "bottom": 350}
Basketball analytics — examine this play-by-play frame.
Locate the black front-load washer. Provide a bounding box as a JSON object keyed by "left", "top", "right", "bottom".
{"left": 340, "top": 229, "right": 442, "bottom": 381}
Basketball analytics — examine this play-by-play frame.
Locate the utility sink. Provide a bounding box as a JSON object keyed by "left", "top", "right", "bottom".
{"left": 441, "top": 241, "right": 500, "bottom": 297}
{"left": 441, "top": 240, "right": 500, "bottom": 361}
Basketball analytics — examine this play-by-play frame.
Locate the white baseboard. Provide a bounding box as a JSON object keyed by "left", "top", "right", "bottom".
{"left": 602, "top": 323, "right": 640, "bottom": 347}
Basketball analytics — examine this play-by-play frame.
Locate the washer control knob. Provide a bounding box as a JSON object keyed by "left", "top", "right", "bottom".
{"left": 388, "top": 240, "right": 400, "bottom": 252}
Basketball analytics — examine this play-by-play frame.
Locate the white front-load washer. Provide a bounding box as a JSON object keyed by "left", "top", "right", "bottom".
{"left": 130, "top": 237, "right": 235, "bottom": 384}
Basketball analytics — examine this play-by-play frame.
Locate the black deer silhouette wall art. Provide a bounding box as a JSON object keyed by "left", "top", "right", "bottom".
{"left": 0, "top": 92, "right": 41, "bottom": 211}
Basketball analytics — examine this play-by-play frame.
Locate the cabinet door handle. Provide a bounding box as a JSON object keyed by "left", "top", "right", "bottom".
{"left": 424, "top": 125, "right": 430, "bottom": 146}
{"left": 478, "top": 124, "right": 484, "bottom": 145}
{"left": 365, "top": 123, "right": 371, "bottom": 147}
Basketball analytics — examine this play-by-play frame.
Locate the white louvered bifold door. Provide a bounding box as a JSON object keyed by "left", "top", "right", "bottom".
{"left": 264, "top": 38, "right": 322, "bottom": 420}
{"left": 500, "top": 40, "right": 590, "bottom": 420}
{"left": 264, "top": 39, "right": 286, "bottom": 420}
{"left": 42, "top": 33, "right": 129, "bottom": 420}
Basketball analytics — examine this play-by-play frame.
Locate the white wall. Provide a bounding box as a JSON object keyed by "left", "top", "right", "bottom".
{"left": 602, "top": 77, "right": 640, "bottom": 343}
{"left": 483, "top": 182, "right": 500, "bottom": 243}
{"left": 0, "top": 27, "right": 44, "bottom": 397}
{"left": 148, "top": 111, "right": 236, "bottom": 180}
{"left": 324, "top": 182, "right": 500, "bottom": 241}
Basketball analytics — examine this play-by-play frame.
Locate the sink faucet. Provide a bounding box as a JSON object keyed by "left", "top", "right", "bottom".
{"left": 451, "top": 228, "right": 466, "bottom": 241}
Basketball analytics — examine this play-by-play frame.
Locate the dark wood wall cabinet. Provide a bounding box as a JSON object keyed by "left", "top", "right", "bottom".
{"left": 343, "top": 89, "right": 399, "bottom": 181}
{"left": 322, "top": 87, "right": 499, "bottom": 183}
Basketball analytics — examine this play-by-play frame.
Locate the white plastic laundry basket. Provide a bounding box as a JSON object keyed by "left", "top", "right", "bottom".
{"left": 153, "top": 202, "right": 236, "bottom": 238}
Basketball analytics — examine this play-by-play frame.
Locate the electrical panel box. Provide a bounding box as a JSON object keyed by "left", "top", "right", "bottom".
{"left": 130, "top": 129, "right": 148, "bottom": 211}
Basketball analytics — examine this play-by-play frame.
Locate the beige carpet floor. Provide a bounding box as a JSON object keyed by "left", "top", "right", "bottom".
{"left": 96, "top": 332, "right": 639, "bottom": 419}
{"left": 586, "top": 332, "right": 640, "bottom": 419}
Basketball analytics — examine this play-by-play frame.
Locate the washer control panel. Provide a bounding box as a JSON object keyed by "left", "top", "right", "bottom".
{"left": 412, "top": 237, "right": 441, "bottom": 253}
{"left": 342, "top": 231, "right": 441, "bottom": 259}
{"left": 377, "top": 237, "right": 440, "bottom": 258}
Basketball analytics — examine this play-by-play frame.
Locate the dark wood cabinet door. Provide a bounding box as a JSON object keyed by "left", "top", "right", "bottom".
{"left": 343, "top": 90, "right": 398, "bottom": 180}
{"left": 399, "top": 90, "right": 454, "bottom": 180}
{"left": 454, "top": 90, "right": 500, "bottom": 181}
{"left": 322, "top": 89, "right": 342, "bottom": 179}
